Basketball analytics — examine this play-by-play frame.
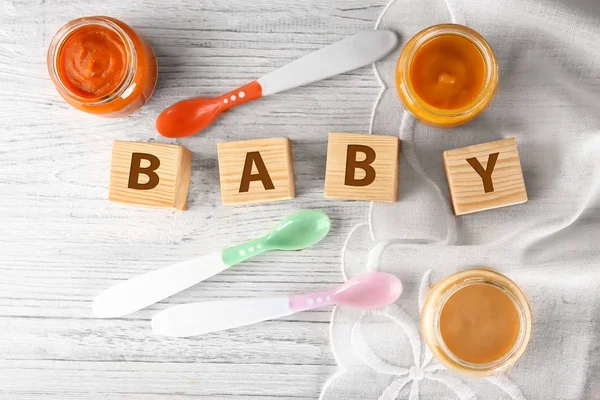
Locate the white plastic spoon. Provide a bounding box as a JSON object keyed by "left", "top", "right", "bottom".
{"left": 93, "top": 210, "right": 331, "bottom": 318}
{"left": 152, "top": 272, "right": 403, "bottom": 337}
{"left": 156, "top": 30, "right": 398, "bottom": 137}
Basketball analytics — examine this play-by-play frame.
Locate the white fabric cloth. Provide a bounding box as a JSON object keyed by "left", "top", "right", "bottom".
{"left": 321, "top": 0, "right": 600, "bottom": 399}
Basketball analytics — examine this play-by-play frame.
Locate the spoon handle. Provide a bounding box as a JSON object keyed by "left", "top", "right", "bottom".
{"left": 211, "top": 30, "right": 398, "bottom": 112}
{"left": 257, "top": 30, "right": 397, "bottom": 96}
{"left": 221, "top": 238, "right": 269, "bottom": 265}
{"left": 152, "top": 297, "right": 296, "bottom": 337}
{"left": 152, "top": 289, "right": 341, "bottom": 337}
{"left": 93, "top": 238, "right": 268, "bottom": 318}
{"left": 93, "top": 251, "right": 229, "bottom": 318}
{"left": 215, "top": 81, "right": 263, "bottom": 112}
{"left": 289, "top": 289, "right": 337, "bottom": 312}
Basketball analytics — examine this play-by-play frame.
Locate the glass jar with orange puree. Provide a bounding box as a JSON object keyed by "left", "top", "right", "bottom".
{"left": 397, "top": 24, "right": 499, "bottom": 127}
{"left": 47, "top": 16, "right": 157, "bottom": 117}
{"left": 421, "top": 268, "right": 532, "bottom": 377}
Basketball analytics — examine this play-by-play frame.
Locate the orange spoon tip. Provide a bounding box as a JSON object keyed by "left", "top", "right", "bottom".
{"left": 156, "top": 97, "right": 223, "bottom": 138}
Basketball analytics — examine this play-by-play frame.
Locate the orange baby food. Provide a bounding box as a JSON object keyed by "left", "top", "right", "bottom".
{"left": 439, "top": 283, "right": 520, "bottom": 364}
{"left": 58, "top": 24, "right": 128, "bottom": 99}
{"left": 48, "top": 16, "right": 157, "bottom": 116}
{"left": 409, "top": 34, "right": 486, "bottom": 110}
{"left": 396, "top": 24, "right": 498, "bottom": 127}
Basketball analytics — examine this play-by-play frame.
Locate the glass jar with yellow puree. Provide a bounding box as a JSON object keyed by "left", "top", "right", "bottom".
{"left": 396, "top": 24, "right": 499, "bottom": 127}
{"left": 421, "top": 268, "right": 532, "bottom": 377}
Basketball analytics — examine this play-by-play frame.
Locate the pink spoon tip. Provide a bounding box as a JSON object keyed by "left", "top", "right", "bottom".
{"left": 335, "top": 272, "right": 403, "bottom": 310}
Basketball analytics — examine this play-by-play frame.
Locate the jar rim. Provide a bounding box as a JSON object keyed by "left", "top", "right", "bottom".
{"left": 421, "top": 268, "right": 532, "bottom": 377}
{"left": 397, "top": 24, "right": 499, "bottom": 121}
{"left": 47, "top": 16, "right": 137, "bottom": 106}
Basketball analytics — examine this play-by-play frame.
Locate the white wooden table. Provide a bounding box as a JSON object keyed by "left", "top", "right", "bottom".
{"left": 0, "top": 1, "right": 387, "bottom": 398}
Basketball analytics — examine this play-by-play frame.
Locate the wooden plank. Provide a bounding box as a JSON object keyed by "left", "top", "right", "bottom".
{"left": 0, "top": 360, "right": 336, "bottom": 399}
{"left": 0, "top": 0, "right": 384, "bottom": 398}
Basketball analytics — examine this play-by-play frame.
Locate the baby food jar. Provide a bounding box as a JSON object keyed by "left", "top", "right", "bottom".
{"left": 396, "top": 24, "right": 499, "bottom": 127}
{"left": 421, "top": 268, "right": 532, "bottom": 377}
{"left": 47, "top": 16, "right": 158, "bottom": 117}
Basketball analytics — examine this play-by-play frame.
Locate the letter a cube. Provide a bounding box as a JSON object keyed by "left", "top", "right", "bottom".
{"left": 324, "top": 132, "right": 399, "bottom": 202}
{"left": 217, "top": 138, "right": 295, "bottom": 205}
{"left": 443, "top": 137, "right": 527, "bottom": 215}
{"left": 108, "top": 141, "right": 192, "bottom": 210}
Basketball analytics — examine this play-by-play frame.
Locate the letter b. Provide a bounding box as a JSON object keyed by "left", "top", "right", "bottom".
{"left": 345, "top": 145, "right": 376, "bottom": 187}
{"left": 128, "top": 153, "right": 160, "bottom": 190}
{"left": 324, "top": 133, "right": 399, "bottom": 202}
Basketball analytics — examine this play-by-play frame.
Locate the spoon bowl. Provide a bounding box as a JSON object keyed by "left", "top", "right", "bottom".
{"left": 334, "top": 272, "right": 403, "bottom": 309}
{"left": 263, "top": 210, "right": 331, "bottom": 251}
{"left": 156, "top": 97, "right": 223, "bottom": 138}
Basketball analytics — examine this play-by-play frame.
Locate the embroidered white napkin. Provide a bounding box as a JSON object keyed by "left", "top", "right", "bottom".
{"left": 321, "top": 0, "right": 600, "bottom": 398}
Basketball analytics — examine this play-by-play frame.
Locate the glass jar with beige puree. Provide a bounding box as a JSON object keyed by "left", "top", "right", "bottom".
{"left": 421, "top": 268, "right": 532, "bottom": 377}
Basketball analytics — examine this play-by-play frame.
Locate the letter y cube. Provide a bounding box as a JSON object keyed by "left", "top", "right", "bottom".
{"left": 443, "top": 137, "right": 527, "bottom": 215}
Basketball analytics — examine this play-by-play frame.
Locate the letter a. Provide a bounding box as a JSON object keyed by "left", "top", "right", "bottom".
{"left": 239, "top": 151, "right": 275, "bottom": 193}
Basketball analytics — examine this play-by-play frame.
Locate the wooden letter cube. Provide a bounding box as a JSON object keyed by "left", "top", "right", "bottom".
{"left": 443, "top": 137, "right": 527, "bottom": 216}
{"left": 109, "top": 141, "right": 192, "bottom": 210}
{"left": 217, "top": 138, "right": 295, "bottom": 205}
{"left": 324, "top": 132, "right": 399, "bottom": 202}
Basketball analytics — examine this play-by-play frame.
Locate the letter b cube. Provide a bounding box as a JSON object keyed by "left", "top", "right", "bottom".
{"left": 324, "top": 132, "right": 399, "bottom": 202}
{"left": 108, "top": 141, "right": 192, "bottom": 210}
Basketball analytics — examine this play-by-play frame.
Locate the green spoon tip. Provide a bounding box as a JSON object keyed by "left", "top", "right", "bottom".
{"left": 221, "top": 210, "right": 331, "bottom": 266}
{"left": 264, "top": 210, "right": 331, "bottom": 251}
